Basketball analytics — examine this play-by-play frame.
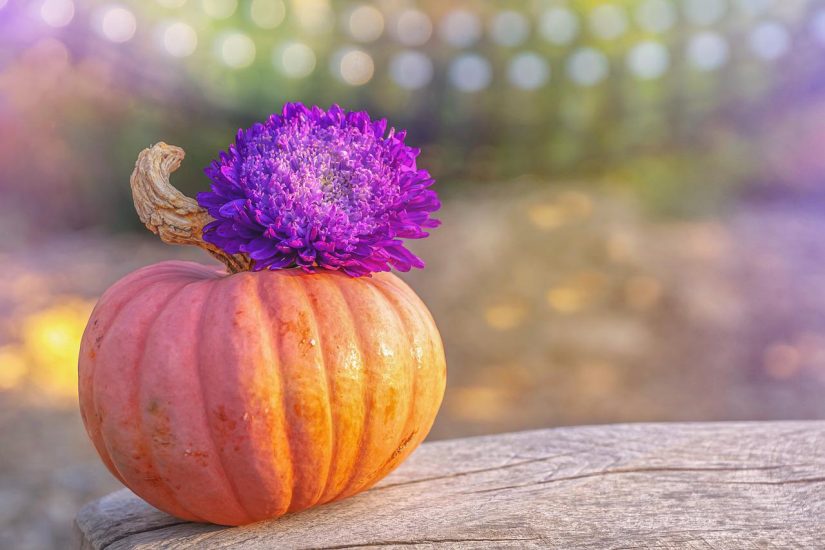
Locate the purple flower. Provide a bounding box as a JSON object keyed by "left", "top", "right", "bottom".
{"left": 197, "top": 102, "right": 440, "bottom": 277}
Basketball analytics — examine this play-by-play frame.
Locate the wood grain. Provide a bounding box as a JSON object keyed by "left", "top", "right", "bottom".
{"left": 75, "top": 421, "right": 825, "bottom": 549}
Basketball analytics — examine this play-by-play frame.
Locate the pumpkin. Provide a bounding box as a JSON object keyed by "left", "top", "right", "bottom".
{"left": 77, "top": 137, "right": 446, "bottom": 525}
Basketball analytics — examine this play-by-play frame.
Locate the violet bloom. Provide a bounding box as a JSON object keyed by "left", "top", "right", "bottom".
{"left": 197, "top": 103, "right": 440, "bottom": 277}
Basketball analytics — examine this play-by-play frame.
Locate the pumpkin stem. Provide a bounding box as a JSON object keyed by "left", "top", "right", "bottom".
{"left": 130, "top": 142, "right": 252, "bottom": 274}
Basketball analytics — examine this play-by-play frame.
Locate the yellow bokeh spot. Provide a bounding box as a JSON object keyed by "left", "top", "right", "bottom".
{"left": 546, "top": 286, "right": 586, "bottom": 313}
{"left": 0, "top": 346, "right": 28, "bottom": 390}
{"left": 449, "top": 385, "right": 512, "bottom": 422}
{"left": 527, "top": 203, "right": 566, "bottom": 229}
{"left": 526, "top": 191, "right": 593, "bottom": 230}
{"left": 546, "top": 271, "right": 608, "bottom": 314}
{"left": 484, "top": 303, "right": 526, "bottom": 331}
{"left": 21, "top": 298, "right": 95, "bottom": 398}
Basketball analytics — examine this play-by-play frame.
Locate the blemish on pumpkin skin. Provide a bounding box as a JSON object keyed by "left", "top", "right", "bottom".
{"left": 138, "top": 460, "right": 164, "bottom": 486}
{"left": 132, "top": 439, "right": 166, "bottom": 487}
{"left": 369, "top": 430, "right": 419, "bottom": 480}
{"left": 279, "top": 312, "right": 309, "bottom": 338}
{"left": 183, "top": 449, "right": 210, "bottom": 467}
{"left": 147, "top": 402, "right": 174, "bottom": 447}
{"left": 390, "top": 430, "right": 417, "bottom": 462}
{"left": 152, "top": 426, "right": 173, "bottom": 447}
{"left": 147, "top": 400, "right": 160, "bottom": 415}
{"left": 230, "top": 306, "right": 246, "bottom": 328}
{"left": 214, "top": 405, "right": 238, "bottom": 431}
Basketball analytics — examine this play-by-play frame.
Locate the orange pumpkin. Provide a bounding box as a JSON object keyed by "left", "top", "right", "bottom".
{"left": 77, "top": 144, "right": 446, "bottom": 525}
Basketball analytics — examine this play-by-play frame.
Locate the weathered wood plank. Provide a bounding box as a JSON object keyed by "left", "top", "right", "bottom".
{"left": 75, "top": 421, "right": 825, "bottom": 549}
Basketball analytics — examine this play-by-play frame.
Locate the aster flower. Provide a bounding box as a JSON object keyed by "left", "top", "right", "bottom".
{"left": 197, "top": 102, "right": 440, "bottom": 277}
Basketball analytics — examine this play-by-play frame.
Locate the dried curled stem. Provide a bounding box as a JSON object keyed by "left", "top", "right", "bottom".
{"left": 130, "top": 142, "right": 252, "bottom": 274}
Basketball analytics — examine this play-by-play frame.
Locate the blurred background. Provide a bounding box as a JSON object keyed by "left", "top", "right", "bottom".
{"left": 3, "top": 0, "right": 825, "bottom": 546}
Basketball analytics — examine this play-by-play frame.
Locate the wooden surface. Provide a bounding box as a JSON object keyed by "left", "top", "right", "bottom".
{"left": 75, "top": 421, "right": 825, "bottom": 549}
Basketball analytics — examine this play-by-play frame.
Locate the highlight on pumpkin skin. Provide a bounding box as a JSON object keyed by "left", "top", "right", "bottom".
{"left": 197, "top": 102, "right": 441, "bottom": 277}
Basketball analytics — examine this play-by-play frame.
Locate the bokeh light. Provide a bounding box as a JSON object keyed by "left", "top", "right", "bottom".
{"left": 161, "top": 21, "right": 197, "bottom": 58}
{"left": 546, "top": 270, "right": 605, "bottom": 313}
{"left": 589, "top": 4, "right": 628, "bottom": 41}
{"left": 21, "top": 299, "right": 94, "bottom": 398}
{"left": 484, "top": 303, "right": 527, "bottom": 331}
{"left": 346, "top": 4, "right": 384, "bottom": 43}
{"left": 217, "top": 31, "right": 256, "bottom": 68}
{"left": 735, "top": 0, "right": 773, "bottom": 16}
{"left": 390, "top": 50, "right": 433, "bottom": 90}
{"left": 687, "top": 31, "right": 729, "bottom": 71}
{"left": 333, "top": 47, "right": 375, "bottom": 86}
{"left": 292, "top": 0, "right": 334, "bottom": 34}
{"left": 567, "top": 47, "right": 609, "bottom": 86}
{"left": 772, "top": 1, "right": 807, "bottom": 20}
{"left": 39, "top": 0, "right": 75, "bottom": 28}
{"left": 490, "top": 10, "right": 530, "bottom": 47}
{"left": 635, "top": 0, "right": 677, "bottom": 33}
{"left": 97, "top": 5, "right": 137, "bottom": 43}
{"left": 508, "top": 52, "right": 550, "bottom": 90}
{"left": 440, "top": 9, "right": 482, "bottom": 48}
{"left": 249, "top": 0, "right": 285, "bottom": 29}
{"left": 449, "top": 53, "right": 492, "bottom": 92}
{"left": 393, "top": 9, "right": 432, "bottom": 47}
{"left": 201, "top": 0, "right": 236, "bottom": 20}
{"left": 275, "top": 41, "right": 316, "bottom": 78}
{"left": 749, "top": 21, "right": 790, "bottom": 60}
{"left": 528, "top": 201, "right": 568, "bottom": 230}
{"left": 539, "top": 7, "right": 579, "bottom": 45}
{"left": 683, "top": 0, "right": 728, "bottom": 26}
{"left": 155, "top": 0, "right": 187, "bottom": 7}
{"left": 811, "top": 9, "right": 825, "bottom": 47}
{"left": 627, "top": 40, "right": 669, "bottom": 80}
